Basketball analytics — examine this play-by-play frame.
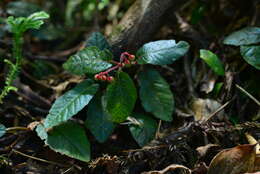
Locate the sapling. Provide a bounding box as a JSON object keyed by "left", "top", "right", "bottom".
{"left": 0, "top": 11, "right": 49, "bottom": 103}
{"left": 35, "top": 33, "right": 190, "bottom": 162}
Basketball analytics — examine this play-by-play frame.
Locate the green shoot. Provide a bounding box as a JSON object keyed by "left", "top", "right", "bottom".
{"left": 0, "top": 11, "right": 49, "bottom": 103}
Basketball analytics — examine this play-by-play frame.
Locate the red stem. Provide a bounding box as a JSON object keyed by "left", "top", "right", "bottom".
{"left": 101, "top": 64, "right": 121, "bottom": 75}
{"left": 98, "top": 52, "right": 131, "bottom": 76}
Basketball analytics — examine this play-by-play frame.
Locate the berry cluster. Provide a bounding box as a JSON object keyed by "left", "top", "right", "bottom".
{"left": 94, "top": 52, "right": 136, "bottom": 82}
{"left": 94, "top": 74, "right": 114, "bottom": 82}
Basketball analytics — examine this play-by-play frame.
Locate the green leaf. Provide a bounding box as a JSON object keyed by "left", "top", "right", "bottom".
{"left": 129, "top": 113, "right": 157, "bottom": 147}
{"left": 63, "top": 47, "right": 112, "bottom": 75}
{"left": 138, "top": 68, "right": 174, "bottom": 121}
{"left": 85, "top": 32, "right": 113, "bottom": 61}
{"left": 240, "top": 45, "right": 260, "bottom": 70}
{"left": 103, "top": 72, "right": 137, "bottom": 123}
{"left": 36, "top": 122, "right": 90, "bottom": 162}
{"left": 85, "top": 32, "right": 111, "bottom": 51}
{"left": 223, "top": 27, "right": 260, "bottom": 46}
{"left": 35, "top": 124, "right": 48, "bottom": 140}
{"left": 199, "top": 49, "right": 225, "bottom": 76}
{"left": 85, "top": 95, "right": 115, "bottom": 143}
{"left": 0, "top": 124, "right": 6, "bottom": 138}
{"left": 137, "top": 40, "right": 190, "bottom": 65}
{"left": 44, "top": 80, "right": 99, "bottom": 128}
{"left": 6, "top": 1, "right": 41, "bottom": 17}
{"left": 7, "top": 11, "right": 49, "bottom": 34}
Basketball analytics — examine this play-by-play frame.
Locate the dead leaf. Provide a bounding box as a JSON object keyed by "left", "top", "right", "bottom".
{"left": 141, "top": 164, "right": 191, "bottom": 174}
{"left": 191, "top": 98, "right": 224, "bottom": 121}
{"left": 27, "top": 121, "right": 41, "bottom": 131}
{"left": 254, "top": 156, "right": 260, "bottom": 172}
{"left": 89, "top": 154, "right": 120, "bottom": 174}
{"left": 196, "top": 144, "right": 220, "bottom": 158}
{"left": 208, "top": 144, "right": 256, "bottom": 174}
{"left": 192, "top": 162, "right": 208, "bottom": 174}
{"left": 200, "top": 78, "right": 216, "bottom": 94}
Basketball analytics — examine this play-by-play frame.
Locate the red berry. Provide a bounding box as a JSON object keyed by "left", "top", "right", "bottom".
{"left": 107, "top": 76, "right": 114, "bottom": 82}
{"left": 101, "top": 75, "right": 107, "bottom": 81}
{"left": 94, "top": 74, "right": 100, "bottom": 80}
{"left": 124, "top": 59, "right": 131, "bottom": 64}
{"left": 129, "top": 55, "right": 135, "bottom": 60}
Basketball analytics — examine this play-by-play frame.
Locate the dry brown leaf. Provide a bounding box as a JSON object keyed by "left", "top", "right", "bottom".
{"left": 27, "top": 121, "right": 41, "bottom": 131}
{"left": 254, "top": 156, "right": 260, "bottom": 172}
{"left": 190, "top": 98, "right": 224, "bottom": 121}
{"left": 208, "top": 144, "right": 256, "bottom": 174}
{"left": 141, "top": 164, "right": 191, "bottom": 174}
{"left": 196, "top": 144, "right": 220, "bottom": 158}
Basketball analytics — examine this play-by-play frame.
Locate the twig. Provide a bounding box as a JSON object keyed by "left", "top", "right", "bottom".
{"left": 12, "top": 149, "right": 69, "bottom": 167}
{"left": 204, "top": 100, "right": 232, "bottom": 122}
{"left": 235, "top": 84, "right": 260, "bottom": 106}
{"left": 121, "top": 145, "right": 168, "bottom": 153}
{"left": 184, "top": 55, "right": 195, "bottom": 96}
{"left": 155, "top": 120, "right": 162, "bottom": 139}
{"left": 6, "top": 127, "right": 29, "bottom": 132}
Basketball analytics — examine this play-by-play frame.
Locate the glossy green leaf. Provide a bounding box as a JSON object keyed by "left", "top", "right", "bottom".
{"left": 240, "top": 45, "right": 260, "bottom": 70}
{"left": 7, "top": 11, "right": 49, "bottom": 34}
{"left": 85, "top": 95, "right": 115, "bottom": 143}
{"left": 199, "top": 49, "right": 225, "bottom": 76}
{"left": 138, "top": 68, "right": 174, "bottom": 121}
{"left": 6, "top": 1, "right": 41, "bottom": 17}
{"left": 137, "top": 40, "right": 190, "bottom": 65}
{"left": 223, "top": 27, "right": 260, "bottom": 46}
{"left": 85, "top": 32, "right": 111, "bottom": 51}
{"left": 103, "top": 72, "right": 137, "bottom": 123}
{"left": 0, "top": 124, "right": 6, "bottom": 138}
{"left": 129, "top": 113, "right": 157, "bottom": 147}
{"left": 36, "top": 122, "right": 90, "bottom": 162}
{"left": 85, "top": 32, "right": 113, "bottom": 61}
{"left": 63, "top": 47, "right": 112, "bottom": 75}
{"left": 44, "top": 80, "right": 99, "bottom": 128}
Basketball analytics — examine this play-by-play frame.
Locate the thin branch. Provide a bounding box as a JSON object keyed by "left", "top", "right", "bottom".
{"left": 236, "top": 84, "right": 260, "bottom": 106}
{"left": 12, "top": 149, "right": 69, "bottom": 167}
{"left": 205, "top": 100, "right": 232, "bottom": 122}
{"left": 6, "top": 127, "right": 29, "bottom": 132}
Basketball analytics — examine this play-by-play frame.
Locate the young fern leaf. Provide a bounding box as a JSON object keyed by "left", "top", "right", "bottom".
{"left": 7, "top": 11, "right": 49, "bottom": 34}
{"left": 0, "top": 11, "right": 49, "bottom": 103}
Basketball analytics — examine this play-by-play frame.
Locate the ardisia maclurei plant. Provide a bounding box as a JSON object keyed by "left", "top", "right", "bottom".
{"left": 0, "top": 11, "right": 49, "bottom": 103}
{"left": 35, "top": 32, "right": 190, "bottom": 162}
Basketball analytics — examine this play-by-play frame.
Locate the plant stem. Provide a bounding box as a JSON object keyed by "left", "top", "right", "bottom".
{"left": 14, "top": 33, "right": 23, "bottom": 66}
{"left": 0, "top": 33, "right": 23, "bottom": 103}
{"left": 101, "top": 64, "right": 121, "bottom": 75}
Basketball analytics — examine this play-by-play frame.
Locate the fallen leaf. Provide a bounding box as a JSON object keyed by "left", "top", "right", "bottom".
{"left": 141, "top": 164, "right": 191, "bottom": 174}
{"left": 191, "top": 98, "right": 224, "bottom": 121}
{"left": 254, "top": 156, "right": 260, "bottom": 172}
{"left": 208, "top": 144, "right": 256, "bottom": 174}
